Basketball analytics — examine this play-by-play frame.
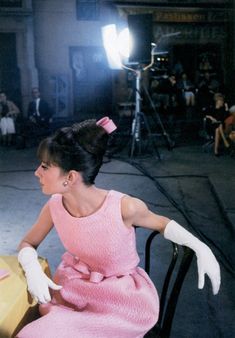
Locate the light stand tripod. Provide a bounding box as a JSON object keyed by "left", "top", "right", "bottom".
{"left": 129, "top": 67, "right": 161, "bottom": 160}
{"left": 112, "top": 32, "right": 179, "bottom": 159}
{"left": 142, "top": 80, "right": 175, "bottom": 151}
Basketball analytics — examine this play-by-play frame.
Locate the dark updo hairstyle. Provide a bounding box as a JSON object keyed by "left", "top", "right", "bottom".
{"left": 37, "top": 119, "right": 109, "bottom": 185}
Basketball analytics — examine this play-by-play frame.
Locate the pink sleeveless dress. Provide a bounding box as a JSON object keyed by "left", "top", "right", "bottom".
{"left": 17, "top": 190, "right": 159, "bottom": 338}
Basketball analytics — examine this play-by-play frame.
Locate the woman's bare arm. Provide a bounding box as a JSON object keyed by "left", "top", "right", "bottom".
{"left": 121, "top": 195, "right": 170, "bottom": 233}
{"left": 18, "top": 201, "right": 54, "bottom": 250}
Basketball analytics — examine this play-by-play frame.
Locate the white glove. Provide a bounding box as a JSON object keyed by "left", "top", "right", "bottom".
{"left": 164, "top": 220, "right": 221, "bottom": 295}
{"left": 18, "top": 247, "right": 62, "bottom": 304}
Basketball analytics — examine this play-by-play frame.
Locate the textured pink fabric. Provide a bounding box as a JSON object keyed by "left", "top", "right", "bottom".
{"left": 17, "top": 190, "right": 159, "bottom": 338}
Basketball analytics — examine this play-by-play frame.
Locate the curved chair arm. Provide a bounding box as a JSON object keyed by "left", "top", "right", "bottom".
{"left": 144, "top": 230, "right": 194, "bottom": 338}
{"left": 160, "top": 247, "right": 194, "bottom": 338}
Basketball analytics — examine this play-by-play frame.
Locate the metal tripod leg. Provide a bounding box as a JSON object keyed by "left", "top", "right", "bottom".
{"left": 129, "top": 111, "right": 161, "bottom": 160}
{"left": 130, "top": 114, "right": 140, "bottom": 159}
{"left": 141, "top": 111, "right": 161, "bottom": 160}
{"left": 142, "top": 82, "right": 174, "bottom": 150}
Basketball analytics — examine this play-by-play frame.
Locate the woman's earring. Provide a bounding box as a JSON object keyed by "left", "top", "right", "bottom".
{"left": 63, "top": 181, "right": 68, "bottom": 187}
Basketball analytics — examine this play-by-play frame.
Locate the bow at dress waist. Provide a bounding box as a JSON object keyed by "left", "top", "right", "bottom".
{"left": 61, "top": 252, "right": 136, "bottom": 284}
{"left": 62, "top": 252, "right": 104, "bottom": 283}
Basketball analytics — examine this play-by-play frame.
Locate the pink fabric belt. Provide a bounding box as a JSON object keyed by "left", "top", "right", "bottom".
{"left": 62, "top": 252, "right": 136, "bottom": 284}
{"left": 62, "top": 252, "right": 104, "bottom": 283}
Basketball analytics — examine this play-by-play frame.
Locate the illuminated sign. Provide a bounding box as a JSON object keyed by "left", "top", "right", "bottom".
{"left": 118, "top": 7, "right": 229, "bottom": 23}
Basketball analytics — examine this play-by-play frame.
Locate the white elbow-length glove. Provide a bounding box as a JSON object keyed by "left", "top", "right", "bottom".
{"left": 18, "top": 247, "right": 62, "bottom": 304}
{"left": 164, "top": 220, "right": 221, "bottom": 295}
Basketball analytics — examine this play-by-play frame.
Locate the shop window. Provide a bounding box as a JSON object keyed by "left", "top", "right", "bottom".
{"left": 49, "top": 74, "right": 69, "bottom": 118}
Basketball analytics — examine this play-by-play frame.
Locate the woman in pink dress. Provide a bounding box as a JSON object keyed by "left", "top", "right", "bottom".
{"left": 17, "top": 117, "right": 221, "bottom": 338}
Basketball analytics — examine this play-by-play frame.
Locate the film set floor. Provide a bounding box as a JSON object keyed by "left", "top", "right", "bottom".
{"left": 0, "top": 122, "right": 234, "bottom": 338}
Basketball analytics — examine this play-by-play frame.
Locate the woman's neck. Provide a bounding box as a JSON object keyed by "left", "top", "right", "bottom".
{"left": 62, "top": 185, "right": 108, "bottom": 218}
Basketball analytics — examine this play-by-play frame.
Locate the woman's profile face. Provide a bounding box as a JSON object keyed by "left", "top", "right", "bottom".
{"left": 35, "top": 162, "right": 67, "bottom": 195}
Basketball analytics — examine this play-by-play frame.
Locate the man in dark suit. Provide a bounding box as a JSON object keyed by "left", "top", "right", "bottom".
{"left": 17, "top": 87, "right": 54, "bottom": 148}
{"left": 27, "top": 87, "right": 53, "bottom": 127}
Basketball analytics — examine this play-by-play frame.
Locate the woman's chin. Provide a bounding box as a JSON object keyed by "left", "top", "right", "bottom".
{"left": 41, "top": 186, "right": 52, "bottom": 195}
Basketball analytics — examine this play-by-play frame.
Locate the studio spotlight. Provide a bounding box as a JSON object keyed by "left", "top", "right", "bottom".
{"left": 102, "top": 14, "right": 152, "bottom": 67}
{"left": 101, "top": 24, "right": 132, "bottom": 69}
{"left": 101, "top": 17, "right": 177, "bottom": 157}
{"left": 117, "top": 27, "right": 132, "bottom": 59}
{"left": 102, "top": 24, "right": 122, "bottom": 69}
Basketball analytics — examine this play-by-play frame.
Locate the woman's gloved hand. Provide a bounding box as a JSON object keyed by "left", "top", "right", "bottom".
{"left": 18, "top": 246, "right": 62, "bottom": 303}
{"left": 164, "top": 220, "right": 221, "bottom": 295}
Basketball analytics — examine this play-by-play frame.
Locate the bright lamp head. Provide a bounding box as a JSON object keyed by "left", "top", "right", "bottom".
{"left": 102, "top": 24, "right": 132, "bottom": 69}
{"left": 117, "top": 28, "right": 132, "bottom": 58}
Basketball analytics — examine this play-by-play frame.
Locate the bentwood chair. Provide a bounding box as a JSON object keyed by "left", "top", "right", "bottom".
{"left": 143, "top": 230, "right": 194, "bottom": 338}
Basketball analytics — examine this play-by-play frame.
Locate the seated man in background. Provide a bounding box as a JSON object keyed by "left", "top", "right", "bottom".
{"left": 23, "top": 87, "right": 54, "bottom": 146}
{"left": 28, "top": 87, "right": 53, "bottom": 128}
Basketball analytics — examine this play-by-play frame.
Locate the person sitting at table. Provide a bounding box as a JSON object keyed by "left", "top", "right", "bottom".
{"left": 205, "top": 93, "right": 230, "bottom": 156}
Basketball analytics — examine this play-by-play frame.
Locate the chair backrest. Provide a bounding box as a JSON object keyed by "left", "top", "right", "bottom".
{"left": 143, "top": 230, "right": 194, "bottom": 338}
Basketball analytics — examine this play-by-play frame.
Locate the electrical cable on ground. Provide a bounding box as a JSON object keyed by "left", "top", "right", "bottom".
{"left": 126, "top": 159, "right": 235, "bottom": 276}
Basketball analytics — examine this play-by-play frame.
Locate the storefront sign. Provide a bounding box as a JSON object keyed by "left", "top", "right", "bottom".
{"left": 153, "top": 10, "right": 228, "bottom": 23}
{"left": 153, "top": 24, "right": 226, "bottom": 41}
{"left": 118, "top": 7, "right": 229, "bottom": 23}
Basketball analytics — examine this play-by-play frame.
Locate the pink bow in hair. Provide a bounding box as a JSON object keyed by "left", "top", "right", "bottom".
{"left": 96, "top": 117, "right": 117, "bottom": 134}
